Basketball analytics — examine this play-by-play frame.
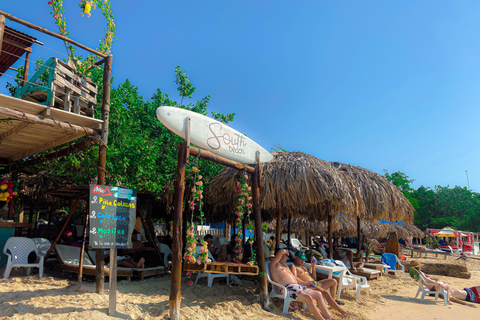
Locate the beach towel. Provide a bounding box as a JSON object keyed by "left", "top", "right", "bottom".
{"left": 381, "top": 253, "right": 397, "bottom": 271}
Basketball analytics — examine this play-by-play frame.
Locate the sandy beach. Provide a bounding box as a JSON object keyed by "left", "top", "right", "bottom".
{"left": 1, "top": 254, "right": 479, "bottom": 320}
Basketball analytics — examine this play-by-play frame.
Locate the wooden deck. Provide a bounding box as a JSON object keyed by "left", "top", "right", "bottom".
{"left": 0, "top": 93, "right": 102, "bottom": 163}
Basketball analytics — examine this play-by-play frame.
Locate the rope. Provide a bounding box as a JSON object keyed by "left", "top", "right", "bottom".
{"left": 3, "top": 29, "right": 69, "bottom": 57}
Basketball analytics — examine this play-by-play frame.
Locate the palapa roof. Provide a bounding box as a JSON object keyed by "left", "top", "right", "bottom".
{"left": 331, "top": 162, "right": 414, "bottom": 223}
{"left": 205, "top": 152, "right": 366, "bottom": 222}
{"left": 268, "top": 215, "right": 423, "bottom": 239}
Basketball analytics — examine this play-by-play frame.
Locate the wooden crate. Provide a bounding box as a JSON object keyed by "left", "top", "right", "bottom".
{"left": 183, "top": 262, "right": 206, "bottom": 272}
{"left": 16, "top": 57, "right": 98, "bottom": 118}
{"left": 183, "top": 261, "right": 259, "bottom": 276}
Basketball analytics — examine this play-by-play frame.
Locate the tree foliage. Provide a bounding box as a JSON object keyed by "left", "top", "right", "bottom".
{"left": 384, "top": 171, "right": 480, "bottom": 232}
{"left": 29, "top": 66, "right": 235, "bottom": 199}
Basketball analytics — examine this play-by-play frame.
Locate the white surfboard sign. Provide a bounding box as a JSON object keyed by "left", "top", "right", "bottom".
{"left": 156, "top": 106, "right": 273, "bottom": 164}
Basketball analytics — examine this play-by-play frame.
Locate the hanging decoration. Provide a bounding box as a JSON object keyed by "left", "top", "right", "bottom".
{"left": 234, "top": 171, "right": 253, "bottom": 263}
{"left": 48, "top": 0, "right": 116, "bottom": 75}
{"left": 0, "top": 180, "right": 19, "bottom": 203}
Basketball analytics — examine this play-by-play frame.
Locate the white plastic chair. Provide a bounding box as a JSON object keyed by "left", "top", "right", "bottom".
{"left": 194, "top": 246, "right": 229, "bottom": 287}
{"left": 335, "top": 260, "right": 370, "bottom": 299}
{"left": 160, "top": 243, "right": 172, "bottom": 269}
{"left": 382, "top": 253, "right": 405, "bottom": 278}
{"left": 290, "top": 238, "right": 309, "bottom": 251}
{"left": 410, "top": 267, "right": 447, "bottom": 306}
{"left": 266, "top": 261, "right": 307, "bottom": 314}
{"left": 3, "top": 237, "right": 44, "bottom": 279}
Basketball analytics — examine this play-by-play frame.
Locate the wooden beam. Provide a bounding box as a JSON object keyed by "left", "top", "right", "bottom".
{"left": 18, "top": 136, "right": 99, "bottom": 169}
{"left": 0, "top": 10, "right": 107, "bottom": 58}
{"left": 22, "top": 50, "right": 31, "bottom": 86}
{"left": 188, "top": 146, "right": 255, "bottom": 173}
{"left": 253, "top": 151, "right": 269, "bottom": 310}
{"left": 0, "top": 109, "right": 48, "bottom": 141}
{"left": 14, "top": 131, "right": 91, "bottom": 161}
{"left": 0, "top": 106, "right": 98, "bottom": 136}
{"left": 95, "top": 54, "right": 112, "bottom": 294}
{"left": 44, "top": 196, "right": 81, "bottom": 262}
{"left": 138, "top": 209, "right": 163, "bottom": 265}
{"left": 2, "top": 37, "right": 32, "bottom": 52}
{"left": 169, "top": 142, "right": 187, "bottom": 320}
{"left": 0, "top": 15, "right": 5, "bottom": 60}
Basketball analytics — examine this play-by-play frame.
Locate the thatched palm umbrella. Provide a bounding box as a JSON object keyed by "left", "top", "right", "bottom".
{"left": 206, "top": 152, "right": 366, "bottom": 249}
{"left": 330, "top": 162, "right": 415, "bottom": 251}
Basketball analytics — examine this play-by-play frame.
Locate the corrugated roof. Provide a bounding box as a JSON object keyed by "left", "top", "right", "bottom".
{"left": 0, "top": 26, "right": 36, "bottom": 77}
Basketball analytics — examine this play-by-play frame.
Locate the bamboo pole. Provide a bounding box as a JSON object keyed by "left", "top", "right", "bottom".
{"left": 95, "top": 54, "right": 112, "bottom": 295}
{"left": 22, "top": 50, "right": 31, "bottom": 87}
{"left": 327, "top": 213, "right": 333, "bottom": 259}
{"left": 287, "top": 214, "right": 291, "bottom": 247}
{"left": 275, "top": 202, "right": 281, "bottom": 250}
{"left": 169, "top": 143, "right": 187, "bottom": 320}
{"left": 0, "top": 10, "right": 107, "bottom": 58}
{"left": 252, "top": 152, "right": 268, "bottom": 310}
{"left": 357, "top": 216, "right": 361, "bottom": 251}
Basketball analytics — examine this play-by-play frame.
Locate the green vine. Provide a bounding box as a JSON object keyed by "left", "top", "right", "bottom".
{"left": 48, "top": 0, "right": 116, "bottom": 75}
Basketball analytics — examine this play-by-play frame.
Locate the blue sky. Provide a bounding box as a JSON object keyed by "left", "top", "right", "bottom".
{"left": 1, "top": 1, "right": 480, "bottom": 191}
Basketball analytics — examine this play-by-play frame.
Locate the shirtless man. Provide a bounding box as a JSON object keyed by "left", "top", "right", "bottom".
{"left": 410, "top": 260, "right": 477, "bottom": 307}
{"left": 333, "top": 246, "right": 363, "bottom": 271}
{"left": 270, "top": 248, "right": 336, "bottom": 320}
{"left": 290, "top": 251, "right": 352, "bottom": 316}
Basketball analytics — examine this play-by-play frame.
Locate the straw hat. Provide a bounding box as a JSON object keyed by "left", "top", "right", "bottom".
{"left": 409, "top": 260, "right": 424, "bottom": 268}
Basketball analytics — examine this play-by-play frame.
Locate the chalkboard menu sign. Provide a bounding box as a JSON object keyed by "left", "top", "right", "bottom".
{"left": 89, "top": 184, "right": 137, "bottom": 249}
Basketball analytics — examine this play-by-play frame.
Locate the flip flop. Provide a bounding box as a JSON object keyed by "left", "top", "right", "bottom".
{"left": 288, "top": 302, "right": 300, "bottom": 313}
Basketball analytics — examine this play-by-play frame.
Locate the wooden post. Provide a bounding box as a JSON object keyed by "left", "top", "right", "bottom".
{"left": 108, "top": 248, "right": 117, "bottom": 316}
{"left": 78, "top": 207, "right": 89, "bottom": 283}
{"left": 169, "top": 143, "right": 187, "bottom": 320}
{"left": 95, "top": 55, "right": 112, "bottom": 295}
{"left": 45, "top": 196, "right": 81, "bottom": 262}
{"left": 252, "top": 152, "right": 268, "bottom": 310}
{"left": 327, "top": 213, "right": 333, "bottom": 259}
{"left": 357, "top": 216, "right": 361, "bottom": 251}
{"left": 305, "top": 229, "right": 310, "bottom": 247}
{"left": 275, "top": 203, "right": 281, "bottom": 250}
{"left": 287, "top": 214, "right": 291, "bottom": 247}
{"left": 0, "top": 15, "right": 5, "bottom": 58}
{"left": 22, "top": 50, "right": 31, "bottom": 87}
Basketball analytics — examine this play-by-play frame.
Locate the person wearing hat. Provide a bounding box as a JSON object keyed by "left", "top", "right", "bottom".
{"left": 290, "top": 250, "right": 353, "bottom": 316}
{"left": 410, "top": 260, "right": 478, "bottom": 307}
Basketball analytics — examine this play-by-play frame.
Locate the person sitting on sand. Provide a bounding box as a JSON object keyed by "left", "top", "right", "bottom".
{"left": 270, "top": 248, "right": 336, "bottom": 320}
{"left": 289, "top": 250, "right": 353, "bottom": 316}
{"left": 333, "top": 246, "right": 364, "bottom": 271}
{"left": 409, "top": 260, "right": 478, "bottom": 307}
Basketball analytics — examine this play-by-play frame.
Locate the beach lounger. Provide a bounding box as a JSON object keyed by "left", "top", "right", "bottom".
{"left": 55, "top": 245, "right": 133, "bottom": 280}
{"left": 3, "top": 237, "right": 44, "bottom": 279}
{"left": 32, "top": 238, "right": 57, "bottom": 263}
{"left": 266, "top": 261, "right": 307, "bottom": 314}
{"left": 410, "top": 267, "right": 447, "bottom": 306}
{"left": 363, "top": 262, "right": 390, "bottom": 275}
{"left": 88, "top": 249, "right": 167, "bottom": 280}
{"left": 382, "top": 253, "right": 405, "bottom": 278}
{"left": 193, "top": 246, "right": 229, "bottom": 287}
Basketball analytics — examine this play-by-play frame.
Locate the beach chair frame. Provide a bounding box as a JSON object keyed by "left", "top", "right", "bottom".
{"left": 410, "top": 267, "right": 447, "bottom": 306}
